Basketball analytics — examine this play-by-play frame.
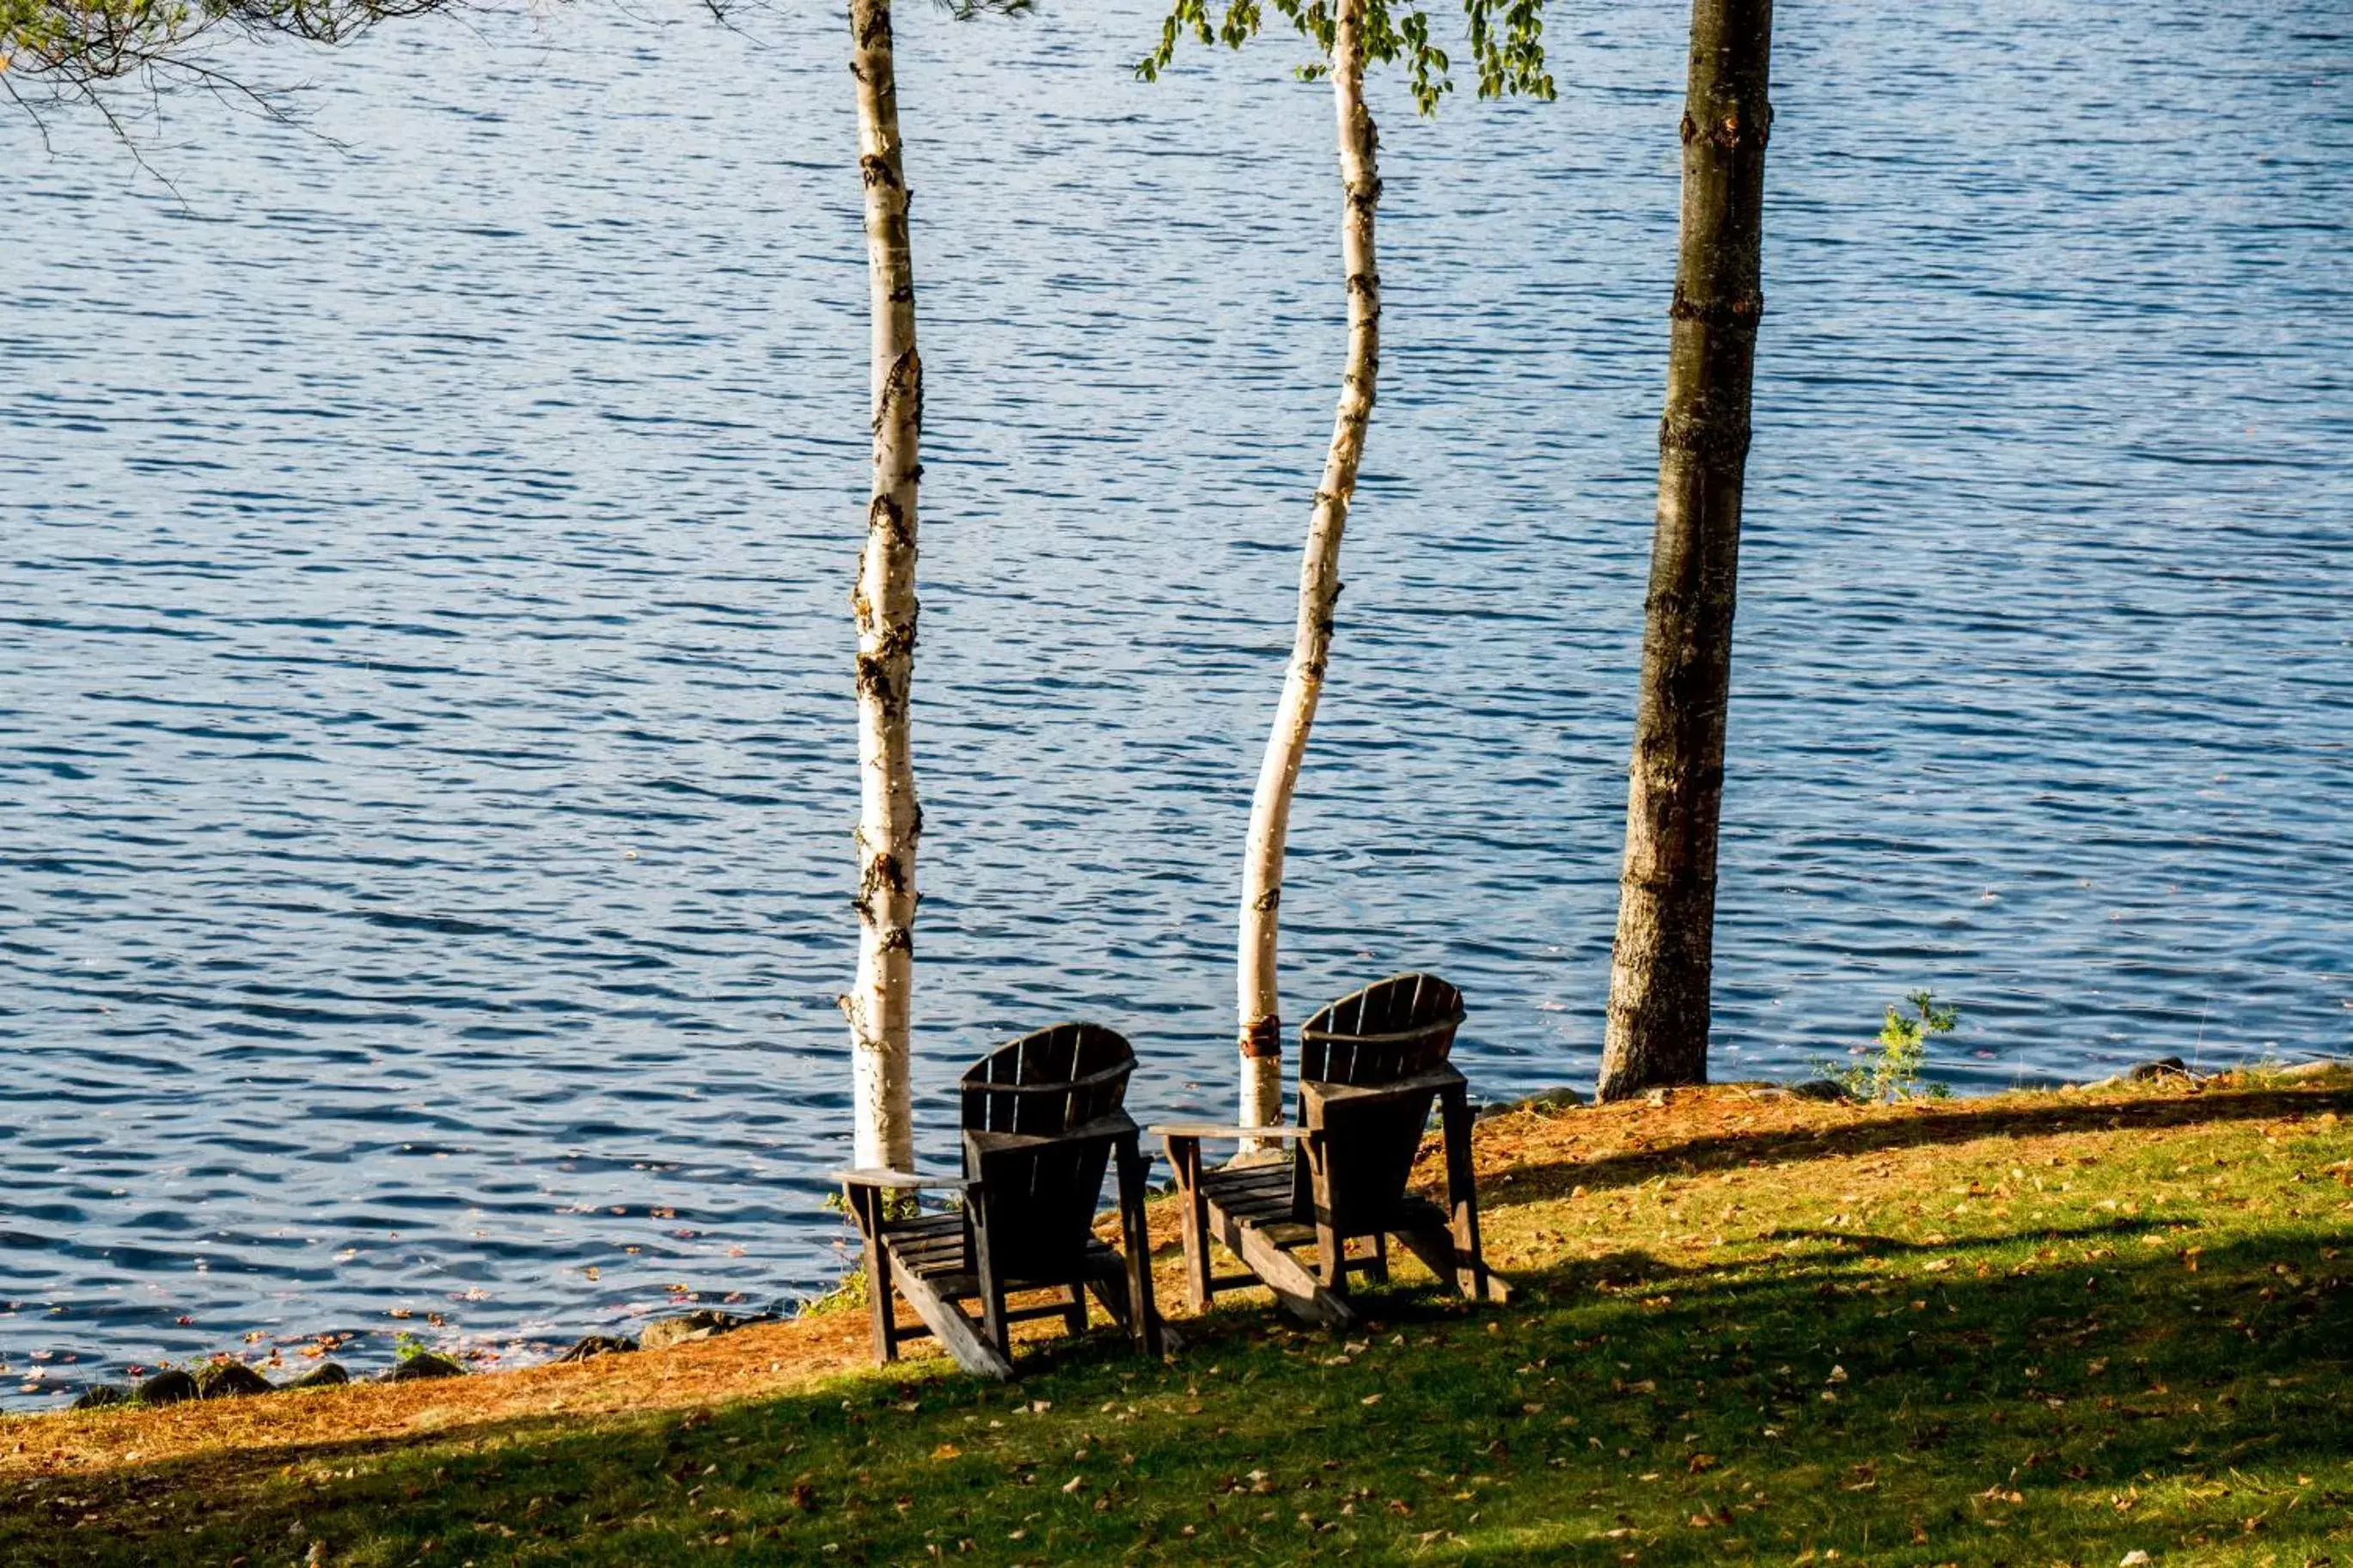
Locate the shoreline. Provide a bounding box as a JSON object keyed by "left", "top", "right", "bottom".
{"left": 9, "top": 1057, "right": 2345, "bottom": 1481}
{"left": 10, "top": 1055, "right": 2340, "bottom": 1419}
{"left": 8, "top": 1059, "right": 2349, "bottom": 1565}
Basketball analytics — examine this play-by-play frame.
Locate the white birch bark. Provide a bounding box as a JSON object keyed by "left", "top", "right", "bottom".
{"left": 1236, "top": 0, "right": 1381, "bottom": 1131}
{"left": 844, "top": 0, "right": 922, "bottom": 1172}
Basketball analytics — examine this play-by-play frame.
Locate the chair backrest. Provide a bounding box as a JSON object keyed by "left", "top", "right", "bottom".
{"left": 959, "top": 1022, "right": 1134, "bottom": 1135}
{"left": 959, "top": 1023, "right": 1136, "bottom": 1280}
{"left": 1294, "top": 973, "right": 1465, "bottom": 1236}
{"left": 1299, "top": 971, "right": 1464, "bottom": 1086}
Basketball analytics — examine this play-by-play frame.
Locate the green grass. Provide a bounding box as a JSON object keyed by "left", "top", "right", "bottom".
{"left": 8, "top": 1078, "right": 2352, "bottom": 1566}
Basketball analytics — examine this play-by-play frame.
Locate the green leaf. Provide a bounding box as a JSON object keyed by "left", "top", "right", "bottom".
{"left": 1135, "top": 0, "right": 1552, "bottom": 116}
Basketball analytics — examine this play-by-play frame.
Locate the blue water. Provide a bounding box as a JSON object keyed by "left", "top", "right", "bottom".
{"left": 2, "top": 0, "right": 2348, "bottom": 1400}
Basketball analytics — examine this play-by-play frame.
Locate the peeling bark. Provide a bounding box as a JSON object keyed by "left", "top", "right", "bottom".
{"left": 1236, "top": 0, "right": 1381, "bottom": 1132}
{"left": 844, "top": 0, "right": 923, "bottom": 1170}
{"left": 1595, "top": 0, "right": 1772, "bottom": 1103}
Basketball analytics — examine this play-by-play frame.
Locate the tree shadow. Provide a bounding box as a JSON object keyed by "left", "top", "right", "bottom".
{"left": 1432, "top": 1223, "right": 2353, "bottom": 1565}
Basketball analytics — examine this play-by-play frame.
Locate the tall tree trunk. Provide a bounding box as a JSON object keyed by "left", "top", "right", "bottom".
{"left": 1236, "top": 0, "right": 1380, "bottom": 1132}
{"left": 844, "top": 0, "right": 923, "bottom": 1170}
{"left": 1593, "top": 0, "right": 1772, "bottom": 1104}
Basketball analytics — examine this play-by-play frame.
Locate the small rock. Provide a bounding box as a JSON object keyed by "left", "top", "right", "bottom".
{"left": 70, "top": 1384, "right": 130, "bottom": 1412}
{"left": 379, "top": 1351, "right": 465, "bottom": 1383}
{"left": 2277, "top": 1059, "right": 2341, "bottom": 1080}
{"left": 1791, "top": 1079, "right": 1854, "bottom": 1102}
{"left": 2119, "top": 1552, "right": 2152, "bottom": 1566}
{"left": 640, "top": 1310, "right": 761, "bottom": 1351}
{"left": 1476, "top": 1086, "right": 1587, "bottom": 1120}
{"left": 286, "top": 1362, "right": 350, "bottom": 1390}
{"left": 132, "top": 1370, "right": 200, "bottom": 1406}
{"left": 555, "top": 1333, "right": 639, "bottom": 1364}
{"left": 2128, "top": 1057, "right": 2192, "bottom": 1083}
{"left": 197, "top": 1361, "right": 275, "bottom": 1399}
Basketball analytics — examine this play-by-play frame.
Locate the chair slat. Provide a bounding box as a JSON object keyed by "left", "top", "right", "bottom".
{"left": 1299, "top": 972, "right": 1463, "bottom": 1089}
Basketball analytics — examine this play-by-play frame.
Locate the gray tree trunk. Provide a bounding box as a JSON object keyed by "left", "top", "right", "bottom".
{"left": 1594, "top": 0, "right": 1773, "bottom": 1103}
{"left": 844, "top": 0, "right": 923, "bottom": 1170}
{"left": 1236, "top": 0, "right": 1382, "bottom": 1132}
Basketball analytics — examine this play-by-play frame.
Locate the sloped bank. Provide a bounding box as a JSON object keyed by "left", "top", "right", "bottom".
{"left": 4, "top": 1065, "right": 2350, "bottom": 1565}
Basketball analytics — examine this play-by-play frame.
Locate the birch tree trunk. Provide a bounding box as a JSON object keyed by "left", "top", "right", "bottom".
{"left": 1593, "top": 0, "right": 1772, "bottom": 1103}
{"left": 844, "top": 0, "right": 923, "bottom": 1170}
{"left": 1236, "top": 0, "right": 1381, "bottom": 1130}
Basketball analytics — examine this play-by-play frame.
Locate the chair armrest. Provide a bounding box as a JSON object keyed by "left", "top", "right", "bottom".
{"left": 1150, "top": 1122, "right": 1311, "bottom": 1142}
{"left": 1299, "top": 1066, "right": 1466, "bottom": 1107}
{"left": 963, "top": 1112, "right": 1140, "bottom": 1159}
{"left": 830, "top": 1168, "right": 979, "bottom": 1193}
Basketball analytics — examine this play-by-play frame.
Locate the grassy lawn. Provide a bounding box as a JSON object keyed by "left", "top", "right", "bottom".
{"left": 5, "top": 1073, "right": 2350, "bottom": 1565}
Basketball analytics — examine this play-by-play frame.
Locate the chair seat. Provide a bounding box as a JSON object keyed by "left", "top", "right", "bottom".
{"left": 1198, "top": 1165, "right": 1453, "bottom": 1252}
{"left": 1197, "top": 1158, "right": 1457, "bottom": 1239}
{"left": 879, "top": 1212, "right": 969, "bottom": 1278}
{"left": 1196, "top": 1162, "right": 1296, "bottom": 1223}
{"left": 880, "top": 1211, "right": 1126, "bottom": 1294}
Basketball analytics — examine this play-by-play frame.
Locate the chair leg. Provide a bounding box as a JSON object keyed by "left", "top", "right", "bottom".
{"left": 1085, "top": 1258, "right": 1184, "bottom": 1358}
{"left": 1369, "top": 1232, "right": 1390, "bottom": 1285}
{"left": 1063, "top": 1284, "right": 1090, "bottom": 1337}
{"left": 891, "top": 1264, "right": 1016, "bottom": 1381}
{"left": 1396, "top": 1223, "right": 1513, "bottom": 1305}
{"left": 1306, "top": 1138, "right": 1344, "bottom": 1291}
{"left": 1204, "top": 1201, "right": 1354, "bottom": 1327}
{"left": 971, "top": 1195, "right": 1011, "bottom": 1356}
{"left": 1439, "top": 1083, "right": 1491, "bottom": 1302}
{"left": 1116, "top": 1134, "right": 1164, "bottom": 1357}
{"left": 1165, "top": 1134, "right": 1213, "bottom": 1313}
{"left": 846, "top": 1185, "right": 897, "bottom": 1366}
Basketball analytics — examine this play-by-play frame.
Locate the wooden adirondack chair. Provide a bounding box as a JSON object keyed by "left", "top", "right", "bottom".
{"left": 1154, "top": 973, "right": 1508, "bottom": 1327}
{"left": 835, "top": 1023, "right": 1164, "bottom": 1380}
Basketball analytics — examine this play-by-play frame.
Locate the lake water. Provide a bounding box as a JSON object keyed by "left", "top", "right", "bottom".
{"left": 3, "top": 0, "right": 2349, "bottom": 1400}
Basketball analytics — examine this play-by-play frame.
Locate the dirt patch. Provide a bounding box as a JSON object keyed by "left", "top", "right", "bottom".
{"left": 0, "top": 1310, "right": 876, "bottom": 1481}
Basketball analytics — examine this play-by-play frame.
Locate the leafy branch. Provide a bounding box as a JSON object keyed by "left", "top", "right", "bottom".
{"left": 1136, "top": 0, "right": 1554, "bottom": 116}
{"left": 2, "top": 0, "right": 456, "bottom": 99}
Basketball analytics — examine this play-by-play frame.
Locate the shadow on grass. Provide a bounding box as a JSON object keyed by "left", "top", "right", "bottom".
{"left": 1758, "top": 1218, "right": 2177, "bottom": 1254}
{"left": 9, "top": 1204, "right": 2349, "bottom": 1566}
{"left": 1435, "top": 1222, "right": 2353, "bottom": 1565}
{"left": 1476, "top": 1082, "right": 2353, "bottom": 1207}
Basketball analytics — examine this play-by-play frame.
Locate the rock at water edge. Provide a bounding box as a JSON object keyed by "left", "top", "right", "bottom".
{"left": 132, "top": 1370, "right": 200, "bottom": 1406}
{"left": 555, "top": 1334, "right": 639, "bottom": 1364}
{"left": 380, "top": 1351, "right": 465, "bottom": 1383}
{"left": 640, "top": 1310, "right": 761, "bottom": 1351}
{"left": 198, "top": 1361, "right": 275, "bottom": 1399}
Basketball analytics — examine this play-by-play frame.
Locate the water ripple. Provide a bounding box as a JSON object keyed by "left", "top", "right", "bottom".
{"left": 0, "top": 0, "right": 2348, "bottom": 1401}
